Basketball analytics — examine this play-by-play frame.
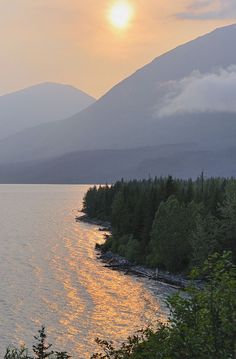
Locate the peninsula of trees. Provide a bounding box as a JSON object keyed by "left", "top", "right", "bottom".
{"left": 83, "top": 176, "right": 236, "bottom": 273}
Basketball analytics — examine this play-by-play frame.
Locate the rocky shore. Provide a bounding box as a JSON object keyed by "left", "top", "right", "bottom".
{"left": 96, "top": 246, "right": 191, "bottom": 289}
{"left": 76, "top": 214, "right": 112, "bottom": 232}
{"left": 77, "top": 214, "right": 192, "bottom": 290}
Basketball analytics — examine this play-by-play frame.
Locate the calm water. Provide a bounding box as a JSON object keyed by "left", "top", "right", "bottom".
{"left": 0, "top": 185, "right": 168, "bottom": 358}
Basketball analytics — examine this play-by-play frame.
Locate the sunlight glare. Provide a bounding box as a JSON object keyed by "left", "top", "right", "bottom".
{"left": 109, "top": 1, "right": 133, "bottom": 30}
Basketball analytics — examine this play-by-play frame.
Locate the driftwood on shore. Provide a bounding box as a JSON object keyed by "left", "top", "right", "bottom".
{"left": 77, "top": 214, "right": 191, "bottom": 290}
{"left": 96, "top": 247, "right": 190, "bottom": 290}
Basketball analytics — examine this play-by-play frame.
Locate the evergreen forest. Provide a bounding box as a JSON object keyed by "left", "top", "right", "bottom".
{"left": 83, "top": 176, "right": 236, "bottom": 273}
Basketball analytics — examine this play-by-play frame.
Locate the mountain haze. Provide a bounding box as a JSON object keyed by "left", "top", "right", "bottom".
{"left": 0, "top": 144, "right": 235, "bottom": 184}
{"left": 0, "top": 24, "right": 236, "bottom": 182}
{"left": 0, "top": 82, "right": 95, "bottom": 140}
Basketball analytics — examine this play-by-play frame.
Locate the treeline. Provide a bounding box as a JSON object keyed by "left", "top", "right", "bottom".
{"left": 83, "top": 176, "right": 236, "bottom": 273}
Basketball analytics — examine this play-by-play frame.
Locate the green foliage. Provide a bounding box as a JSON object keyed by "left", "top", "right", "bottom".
{"left": 54, "top": 353, "right": 71, "bottom": 359}
{"left": 190, "top": 213, "right": 222, "bottom": 267}
{"left": 91, "top": 329, "right": 155, "bottom": 359}
{"left": 83, "top": 184, "right": 117, "bottom": 221}
{"left": 219, "top": 182, "right": 236, "bottom": 261}
{"left": 4, "top": 347, "right": 30, "bottom": 359}
{"left": 92, "top": 253, "right": 236, "bottom": 358}
{"left": 33, "top": 326, "right": 53, "bottom": 359}
{"left": 125, "top": 237, "right": 141, "bottom": 262}
{"left": 83, "top": 176, "right": 236, "bottom": 272}
{"left": 5, "top": 326, "right": 70, "bottom": 359}
{"left": 148, "top": 197, "right": 199, "bottom": 272}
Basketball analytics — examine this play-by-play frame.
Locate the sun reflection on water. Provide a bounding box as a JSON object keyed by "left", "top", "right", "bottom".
{"left": 48, "top": 221, "right": 163, "bottom": 356}
{"left": 0, "top": 186, "right": 169, "bottom": 358}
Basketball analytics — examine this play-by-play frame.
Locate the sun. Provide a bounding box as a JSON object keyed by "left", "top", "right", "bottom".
{"left": 108, "top": 1, "right": 133, "bottom": 29}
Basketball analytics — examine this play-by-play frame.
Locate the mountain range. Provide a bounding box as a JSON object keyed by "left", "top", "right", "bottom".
{"left": 0, "top": 24, "right": 235, "bottom": 182}
{"left": 0, "top": 82, "right": 95, "bottom": 141}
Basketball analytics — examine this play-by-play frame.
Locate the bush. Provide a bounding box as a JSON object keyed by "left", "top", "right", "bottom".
{"left": 5, "top": 327, "right": 70, "bottom": 359}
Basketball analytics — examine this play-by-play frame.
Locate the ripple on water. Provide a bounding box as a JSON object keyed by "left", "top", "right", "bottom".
{"left": 0, "top": 185, "right": 168, "bottom": 358}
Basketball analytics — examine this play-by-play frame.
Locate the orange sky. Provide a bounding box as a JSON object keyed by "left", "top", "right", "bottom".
{"left": 0, "top": 0, "right": 235, "bottom": 98}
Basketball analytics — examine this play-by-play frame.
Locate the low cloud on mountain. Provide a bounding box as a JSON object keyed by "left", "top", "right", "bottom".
{"left": 156, "top": 66, "right": 236, "bottom": 117}
{"left": 178, "top": 0, "right": 236, "bottom": 19}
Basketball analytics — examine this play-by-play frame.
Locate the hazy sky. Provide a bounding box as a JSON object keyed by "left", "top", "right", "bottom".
{"left": 0, "top": 0, "right": 235, "bottom": 98}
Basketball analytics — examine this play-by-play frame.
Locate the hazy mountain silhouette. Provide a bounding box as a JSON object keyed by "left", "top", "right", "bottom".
{"left": 0, "top": 82, "right": 95, "bottom": 140}
{"left": 0, "top": 24, "right": 236, "bottom": 182}
{"left": 0, "top": 144, "right": 235, "bottom": 183}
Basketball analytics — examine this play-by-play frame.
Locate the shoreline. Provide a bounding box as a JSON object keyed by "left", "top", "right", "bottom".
{"left": 76, "top": 214, "right": 191, "bottom": 290}
{"left": 97, "top": 248, "right": 190, "bottom": 289}
{"left": 76, "top": 214, "right": 112, "bottom": 231}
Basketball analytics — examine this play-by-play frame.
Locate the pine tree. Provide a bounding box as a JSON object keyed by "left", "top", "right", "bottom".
{"left": 149, "top": 196, "right": 199, "bottom": 272}
{"left": 191, "top": 213, "right": 221, "bottom": 267}
{"left": 219, "top": 182, "right": 236, "bottom": 261}
{"left": 32, "top": 326, "right": 53, "bottom": 359}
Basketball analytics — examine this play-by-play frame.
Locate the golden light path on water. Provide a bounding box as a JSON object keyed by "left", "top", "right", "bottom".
{"left": 0, "top": 185, "right": 171, "bottom": 358}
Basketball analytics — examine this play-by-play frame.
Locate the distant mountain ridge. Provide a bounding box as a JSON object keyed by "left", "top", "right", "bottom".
{"left": 0, "top": 144, "right": 235, "bottom": 184}
{"left": 0, "top": 82, "right": 95, "bottom": 140}
{"left": 0, "top": 24, "right": 236, "bottom": 182}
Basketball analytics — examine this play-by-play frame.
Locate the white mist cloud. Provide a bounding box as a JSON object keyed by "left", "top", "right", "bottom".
{"left": 178, "top": 0, "right": 236, "bottom": 19}
{"left": 156, "top": 66, "right": 236, "bottom": 117}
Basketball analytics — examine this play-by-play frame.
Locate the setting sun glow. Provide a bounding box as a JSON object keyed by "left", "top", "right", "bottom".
{"left": 109, "top": 1, "right": 133, "bottom": 29}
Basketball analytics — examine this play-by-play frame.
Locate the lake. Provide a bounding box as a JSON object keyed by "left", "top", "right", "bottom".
{"left": 0, "top": 185, "right": 169, "bottom": 358}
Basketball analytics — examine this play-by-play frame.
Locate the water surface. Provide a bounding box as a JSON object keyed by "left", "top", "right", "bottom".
{"left": 0, "top": 185, "right": 167, "bottom": 357}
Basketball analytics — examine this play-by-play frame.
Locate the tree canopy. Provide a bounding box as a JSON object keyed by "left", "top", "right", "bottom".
{"left": 83, "top": 176, "right": 236, "bottom": 272}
